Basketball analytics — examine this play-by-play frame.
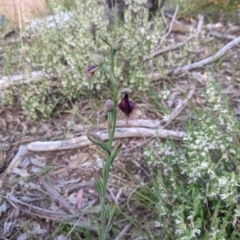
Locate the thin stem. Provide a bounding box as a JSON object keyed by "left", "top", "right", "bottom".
{"left": 107, "top": 112, "right": 112, "bottom": 146}
{"left": 100, "top": 39, "right": 120, "bottom": 240}
{"left": 99, "top": 45, "right": 118, "bottom": 240}
{"left": 100, "top": 195, "right": 107, "bottom": 240}
{"left": 109, "top": 47, "right": 117, "bottom": 149}
{"left": 100, "top": 152, "right": 113, "bottom": 240}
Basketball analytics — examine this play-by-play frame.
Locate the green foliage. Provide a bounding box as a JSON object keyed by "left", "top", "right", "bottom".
{"left": 50, "top": 221, "right": 97, "bottom": 240}
{"left": 18, "top": 0, "right": 163, "bottom": 119}
{"left": 20, "top": 80, "right": 60, "bottom": 119}
{"left": 145, "top": 75, "right": 240, "bottom": 239}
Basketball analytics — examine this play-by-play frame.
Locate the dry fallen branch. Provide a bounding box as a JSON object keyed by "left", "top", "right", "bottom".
{"left": 151, "top": 36, "right": 240, "bottom": 80}
{"left": 153, "top": 34, "right": 195, "bottom": 57}
{"left": 100, "top": 119, "right": 162, "bottom": 129}
{"left": 1, "top": 120, "right": 183, "bottom": 178}
{"left": 28, "top": 127, "right": 184, "bottom": 152}
{"left": 172, "top": 36, "right": 240, "bottom": 75}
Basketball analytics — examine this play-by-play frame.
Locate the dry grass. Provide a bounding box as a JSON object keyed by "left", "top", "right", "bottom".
{"left": 0, "top": 0, "right": 47, "bottom": 27}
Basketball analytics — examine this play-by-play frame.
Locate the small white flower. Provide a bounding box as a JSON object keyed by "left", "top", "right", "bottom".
{"left": 155, "top": 221, "right": 162, "bottom": 227}
{"left": 191, "top": 228, "right": 201, "bottom": 237}
{"left": 218, "top": 177, "right": 228, "bottom": 187}
{"left": 229, "top": 149, "right": 236, "bottom": 155}
{"left": 199, "top": 161, "right": 209, "bottom": 169}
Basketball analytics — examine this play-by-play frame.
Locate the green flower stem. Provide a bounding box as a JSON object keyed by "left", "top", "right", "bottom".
{"left": 99, "top": 44, "right": 118, "bottom": 240}
{"left": 107, "top": 111, "right": 113, "bottom": 148}
{"left": 100, "top": 194, "right": 107, "bottom": 240}
{"left": 108, "top": 46, "right": 117, "bottom": 150}
{"left": 99, "top": 152, "right": 114, "bottom": 240}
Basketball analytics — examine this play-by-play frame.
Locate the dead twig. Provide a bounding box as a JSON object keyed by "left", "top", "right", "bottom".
{"left": 153, "top": 34, "right": 194, "bottom": 57}
{"left": 160, "top": 7, "right": 168, "bottom": 33}
{"left": 195, "top": 15, "right": 204, "bottom": 38}
{"left": 63, "top": 180, "right": 94, "bottom": 194}
{"left": 208, "top": 30, "right": 236, "bottom": 40}
{"left": 157, "top": 5, "right": 179, "bottom": 48}
{"left": 114, "top": 223, "right": 132, "bottom": 240}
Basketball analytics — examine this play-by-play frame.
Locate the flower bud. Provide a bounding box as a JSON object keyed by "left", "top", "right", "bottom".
{"left": 112, "top": 37, "right": 123, "bottom": 52}
{"left": 99, "top": 33, "right": 108, "bottom": 43}
{"left": 104, "top": 99, "right": 114, "bottom": 112}
{"left": 92, "top": 53, "right": 104, "bottom": 66}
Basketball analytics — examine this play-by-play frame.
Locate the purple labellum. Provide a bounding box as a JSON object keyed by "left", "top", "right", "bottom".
{"left": 118, "top": 93, "right": 136, "bottom": 117}
{"left": 87, "top": 65, "right": 96, "bottom": 73}
{"left": 86, "top": 65, "right": 97, "bottom": 78}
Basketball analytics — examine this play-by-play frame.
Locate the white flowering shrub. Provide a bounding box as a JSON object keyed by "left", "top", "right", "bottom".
{"left": 20, "top": 0, "right": 163, "bottom": 118}
{"left": 144, "top": 75, "right": 240, "bottom": 239}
